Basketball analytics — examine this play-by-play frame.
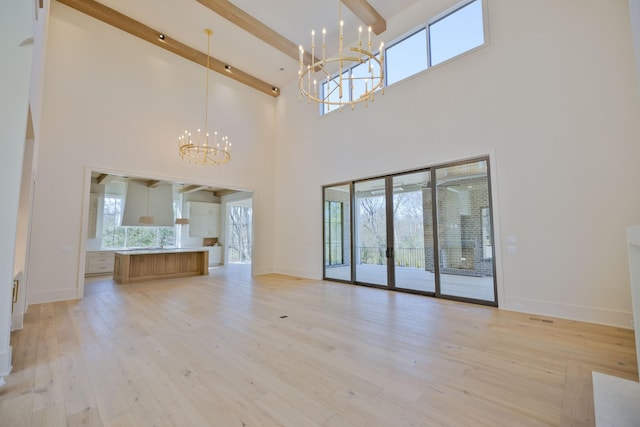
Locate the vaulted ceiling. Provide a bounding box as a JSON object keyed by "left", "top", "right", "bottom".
{"left": 55, "top": 0, "right": 421, "bottom": 97}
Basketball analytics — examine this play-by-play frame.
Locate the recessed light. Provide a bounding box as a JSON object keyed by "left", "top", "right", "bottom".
{"left": 272, "top": 87, "right": 279, "bottom": 93}
{"left": 159, "top": 34, "right": 165, "bottom": 40}
{"left": 224, "top": 65, "right": 232, "bottom": 72}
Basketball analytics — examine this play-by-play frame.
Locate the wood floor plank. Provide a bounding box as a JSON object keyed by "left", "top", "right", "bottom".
{"left": 1, "top": 266, "right": 636, "bottom": 426}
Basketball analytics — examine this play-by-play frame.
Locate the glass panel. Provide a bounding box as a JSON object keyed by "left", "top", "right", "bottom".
{"left": 393, "top": 171, "right": 435, "bottom": 292}
{"left": 351, "top": 53, "right": 382, "bottom": 101}
{"left": 324, "top": 184, "right": 351, "bottom": 281}
{"left": 354, "top": 179, "right": 388, "bottom": 286}
{"left": 322, "top": 70, "right": 349, "bottom": 115}
{"left": 102, "top": 195, "right": 125, "bottom": 248}
{"left": 435, "top": 160, "right": 495, "bottom": 302}
{"left": 386, "top": 28, "right": 428, "bottom": 86}
{"left": 228, "top": 204, "right": 253, "bottom": 263}
{"left": 429, "top": 0, "right": 484, "bottom": 66}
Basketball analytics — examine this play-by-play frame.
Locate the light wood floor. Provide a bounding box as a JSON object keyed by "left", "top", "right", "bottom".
{"left": 1, "top": 265, "right": 637, "bottom": 426}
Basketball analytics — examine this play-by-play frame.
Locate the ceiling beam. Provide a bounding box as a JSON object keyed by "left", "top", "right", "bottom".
{"left": 213, "top": 189, "right": 238, "bottom": 197}
{"left": 96, "top": 173, "right": 110, "bottom": 184}
{"left": 196, "top": 0, "right": 317, "bottom": 65}
{"left": 56, "top": 0, "right": 280, "bottom": 97}
{"left": 181, "top": 185, "right": 208, "bottom": 194}
{"left": 342, "top": 0, "right": 386, "bottom": 35}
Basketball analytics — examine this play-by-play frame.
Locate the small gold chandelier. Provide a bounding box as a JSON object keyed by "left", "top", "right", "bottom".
{"left": 298, "top": 0, "right": 384, "bottom": 111}
{"left": 178, "top": 29, "right": 231, "bottom": 165}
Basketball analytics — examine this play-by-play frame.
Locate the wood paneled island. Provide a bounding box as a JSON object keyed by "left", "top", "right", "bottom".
{"left": 113, "top": 248, "right": 208, "bottom": 284}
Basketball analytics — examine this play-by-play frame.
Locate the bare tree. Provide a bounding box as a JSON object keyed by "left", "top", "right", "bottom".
{"left": 228, "top": 206, "right": 252, "bottom": 263}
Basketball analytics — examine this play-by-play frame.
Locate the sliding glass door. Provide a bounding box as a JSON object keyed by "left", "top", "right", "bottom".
{"left": 392, "top": 171, "right": 435, "bottom": 293}
{"left": 323, "top": 157, "right": 497, "bottom": 306}
{"left": 354, "top": 179, "right": 389, "bottom": 287}
{"left": 323, "top": 184, "right": 352, "bottom": 281}
{"left": 435, "top": 160, "right": 495, "bottom": 301}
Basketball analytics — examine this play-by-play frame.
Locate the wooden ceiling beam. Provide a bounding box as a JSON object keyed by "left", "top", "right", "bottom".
{"left": 196, "top": 0, "right": 317, "bottom": 65}
{"left": 56, "top": 0, "right": 280, "bottom": 97}
{"left": 342, "top": 0, "right": 386, "bottom": 35}
{"left": 96, "top": 173, "right": 110, "bottom": 184}
{"left": 181, "top": 185, "right": 207, "bottom": 194}
{"left": 213, "top": 189, "right": 238, "bottom": 197}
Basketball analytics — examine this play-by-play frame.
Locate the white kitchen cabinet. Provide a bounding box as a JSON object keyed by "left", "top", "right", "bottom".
{"left": 208, "top": 246, "right": 222, "bottom": 266}
{"left": 85, "top": 251, "right": 115, "bottom": 275}
{"left": 187, "top": 202, "right": 220, "bottom": 237}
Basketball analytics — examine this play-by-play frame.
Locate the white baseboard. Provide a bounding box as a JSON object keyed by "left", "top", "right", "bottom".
{"left": 0, "top": 346, "right": 12, "bottom": 377}
{"left": 503, "top": 296, "right": 633, "bottom": 329}
{"left": 28, "top": 288, "right": 78, "bottom": 305}
{"left": 252, "top": 267, "right": 275, "bottom": 276}
{"left": 271, "top": 267, "right": 320, "bottom": 280}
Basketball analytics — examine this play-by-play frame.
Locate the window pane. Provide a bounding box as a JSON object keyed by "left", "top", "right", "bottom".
{"left": 125, "top": 227, "right": 158, "bottom": 248}
{"left": 429, "top": 0, "right": 484, "bottom": 66}
{"left": 351, "top": 53, "right": 382, "bottom": 101}
{"left": 393, "top": 171, "right": 434, "bottom": 293}
{"left": 354, "top": 179, "right": 388, "bottom": 287}
{"left": 435, "top": 160, "right": 495, "bottom": 303}
{"left": 102, "top": 195, "right": 125, "bottom": 248}
{"left": 322, "top": 70, "right": 349, "bottom": 114}
{"left": 386, "top": 28, "right": 427, "bottom": 85}
{"left": 228, "top": 205, "right": 253, "bottom": 263}
{"left": 324, "top": 185, "right": 351, "bottom": 281}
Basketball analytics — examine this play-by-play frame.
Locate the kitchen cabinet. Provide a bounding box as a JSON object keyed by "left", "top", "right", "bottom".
{"left": 208, "top": 246, "right": 222, "bottom": 266}
{"left": 187, "top": 202, "right": 220, "bottom": 237}
{"left": 154, "top": 253, "right": 178, "bottom": 275}
{"left": 85, "top": 250, "right": 115, "bottom": 275}
{"left": 113, "top": 249, "right": 208, "bottom": 284}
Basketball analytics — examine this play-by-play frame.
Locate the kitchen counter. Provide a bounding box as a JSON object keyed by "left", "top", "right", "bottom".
{"left": 114, "top": 247, "right": 211, "bottom": 255}
{"left": 113, "top": 248, "right": 208, "bottom": 284}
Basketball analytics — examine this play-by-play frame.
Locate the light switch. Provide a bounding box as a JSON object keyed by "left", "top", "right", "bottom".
{"left": 507, "top": 235, "right": 517, "bottom": 245}
{"left": 507, "top": 245, "right": 518, "bottom": 254}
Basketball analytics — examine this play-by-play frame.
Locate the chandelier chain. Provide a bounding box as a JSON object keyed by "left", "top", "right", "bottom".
{"left": 178, "top": 28, "right": 231, "bottom": 165}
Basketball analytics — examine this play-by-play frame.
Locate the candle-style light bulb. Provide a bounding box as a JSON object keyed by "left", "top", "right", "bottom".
{"left": 322, "top": 28, "right": 326, "bottom": 62}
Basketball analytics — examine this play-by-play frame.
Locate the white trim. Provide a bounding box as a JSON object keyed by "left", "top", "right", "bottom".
{"left": 503, "top": 296, "right": 633, "bottom": 329}
{"left": 28, "top": 288, "right": 77, "bottom": 305}
{"left": 0, "top": 346, "right": 12, "bottom": 377}
{"left": 270, "top": 267, "right": 318, "bottom": 280}
{"left": 11, "top": 313, "right": 23, "bottom": 332}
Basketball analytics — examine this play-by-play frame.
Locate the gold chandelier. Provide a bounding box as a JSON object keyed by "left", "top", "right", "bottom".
{"left": 178, "top": 29, "right": 231, "bottom": 165}
{"left": 298, "top": 0, "right": 384, "bottom": 111}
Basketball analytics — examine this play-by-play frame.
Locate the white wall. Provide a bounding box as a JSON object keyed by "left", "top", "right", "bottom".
{"left": 630, "top": 0, "right": 640, "bottom": 96}
{"left": 27, "top": 2, "right": 277, "bottom": 304}
{"left": 0, "top": 0, "right": 34, "bottom": 378}
{"left": 274, "top": 0, "right": 640, "bottom": 327}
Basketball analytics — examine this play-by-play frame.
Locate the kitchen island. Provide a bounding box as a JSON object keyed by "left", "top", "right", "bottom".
{"left": 113, "top": 248, "right": 208, "bottom": 284}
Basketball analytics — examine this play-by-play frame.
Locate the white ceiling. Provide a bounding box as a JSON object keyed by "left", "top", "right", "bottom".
{"left": 88, "top": 0, "right": 421, "bottom": 89}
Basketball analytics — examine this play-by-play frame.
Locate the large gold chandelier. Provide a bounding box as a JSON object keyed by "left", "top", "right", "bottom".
{"left": 298, "top": 0, "right": 384, "bottom": 111}
{"left": 178, "top": 29, "right": 231, "bottom": 165}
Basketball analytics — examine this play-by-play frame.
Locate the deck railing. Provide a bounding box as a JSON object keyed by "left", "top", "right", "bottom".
{"left": 357, "top": 246, "right": 426, "bottom": 269}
